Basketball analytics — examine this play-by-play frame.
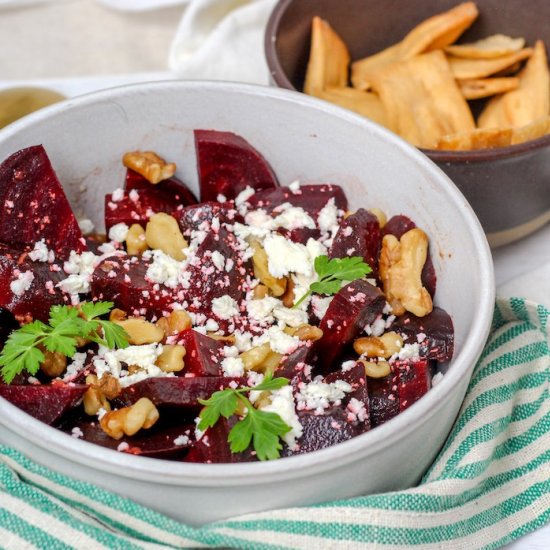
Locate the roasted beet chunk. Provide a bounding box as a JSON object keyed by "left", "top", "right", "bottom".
{"left": 246, "top": 183, "right": 347, "bottom": 218}
{"left": 125, "top": 168, "right": 197, "bottom": 206}
{"left": 0, "top": 145, "right": 86, "bottom": 260}
{"left": 90, "top": 255, "right": 179, "bottom": 319}
{"left": 60, "top": 415, "right": 194, "bottom": 459}
{"left": 174, "top": 329, "right": 224, "bottom": 377}
{"left": 185, "top": 417, "right": 256, "bottom": 463}
{"left": 329, "top": 208, "right": 380, "bottom": 275}
{"left": 0, "top": 244, "right": 67, "bottom": 322}
{"left": 184, "top": 227, "right": 248, "bottom": 328}
{"left": 105, "top": 189, "right": 179, "bottom": 232}
{"left": 118, "top": 376, "right": 245, "bottom": 410}
{"left": 367, "top": 372, "right": 400, "bottom": 427}
{"left": 175, "top": 201, "right": 241, "bottom": 235}
{"left": 195, "top": 130, "right": 278, "bottom": 202}
{"left": 315, "top": 279, "right": 386, "bottom": 372}
{"left": 277, "top": 227, "right": 321, "bottom": 245}
{"left": 382, "top": 214, "right": 436, "bottom": 297}
{"left": 392, "top": 307, "right": 454, "bottom": 362}
{"left": 0, "top": 383, "right": 87, "bottom": 425}
{"left": 395, "top": 358, "right": 431, "bottom": 412}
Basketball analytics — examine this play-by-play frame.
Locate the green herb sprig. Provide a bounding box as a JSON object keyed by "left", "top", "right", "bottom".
{"left": 0, "top": 302, "right": 129, "bottom": 384}
{"left": 293, "top": 255, "right": 372, "bottom": 308}
{"left": 198, "top": 373, "right": 291, "bottom": 460}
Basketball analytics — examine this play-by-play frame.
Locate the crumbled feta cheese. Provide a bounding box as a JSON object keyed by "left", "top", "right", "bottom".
{"left": 311, "top": 295, "right": 332, "bottom": 320}
{"left": 296, "top": 379, "right": 352, "bottom": 414}
{"left": 263, "top": 234, "right": 312, "bottom": 278}
{"left": 393, "top": 343, "right": 421, "bottom": 362}
{"left": 273, "top": 305, "right": 308, "bottom": 327}
{"left": 108, "top": 222, "right": 129, "bottom": 243}
{"left": 204, "top": 319, "right": 219, "bottom": 332}
{"left": 211, "top": 250, "right": 225, "bottom": 271}
{"left": 272, "top": 207, "right": 315, "bottom": 231}
{"left": 341, "top": 360, "right": 356, "bottom": 372}
{"left": 146, "top": 249, "right": 187, "bottom": 289}
{"left": 217, "top": 193, "right": 227, "bottom": 203}
{"left": 259, "top": 385, "right": 302, "bottom": 449}
{"left": 235, "top": 186, "right": 256, "bottom": 206}
{"left": 174, "top": 435, "right": 190, "bottom": 446}
{"left": 58, "top": 251, "right": 99, "bottom": 295}
{"left": 71, "top": 427, "right": 84, "bottom": 439}
{"left": 221, "top": 356, "right": 245, "bottom": 377}
{"left": 10, "top": 270, "right": 34, "bottom": 296}
{"left": 288, "top": 180, "right": 301, "bottom": 193}
{"left": 111, "top": 188, "right": 124, "bottom": 202}
{"left": 262, "top": 326, "right": 300, "bottom": 355}
{"left": 317, "top": 198, "right": 338, "bottom": 233}
{"left": 29, "top": 239, "right": 54, "bottom": 263}
{"left": 78, "top": 218, "right": 95, "bottom": 235}
{"left": 211, "top": 295, "right": 239, "bottom": 320}
{"left": 246, "top": 296, "right": 280, "bottom": 323}
{"left": 63, "top": 352, "right": 87, "bottom": 381}
{"left": 117, "top": 442, "right": 130, "bottom": 452}
{"left": 347, "top": 397, "right": 367, "bottom": 422}
{"left": 128, "top": 189, "right": 139, "bottom": 202}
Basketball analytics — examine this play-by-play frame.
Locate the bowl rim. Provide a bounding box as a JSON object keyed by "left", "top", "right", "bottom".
{"left": 0, "top": 80, "right": 495, "bottom": 486}
{"left": 264, "top": 0, "right": 550, "bottom": 162}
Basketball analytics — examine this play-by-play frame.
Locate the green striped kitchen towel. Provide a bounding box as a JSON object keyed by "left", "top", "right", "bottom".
{"left": 1, "top": 296, "right": 549, "bottom": 549}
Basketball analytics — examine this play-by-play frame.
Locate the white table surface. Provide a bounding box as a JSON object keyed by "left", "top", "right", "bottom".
{"left": 0, "top": 1, "right": 548, "bottom": 547}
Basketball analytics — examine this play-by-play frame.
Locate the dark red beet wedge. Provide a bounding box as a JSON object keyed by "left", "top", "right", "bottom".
{"left": 90, "top": 256, "right": 179, "bottom": 319}
{"left": 0, "top": 244, "right": 67, "bottom": 322}
{"left": 315, "top": 280, "right": 386, "bottom": 372}
{"left": 367, "top": 371, "right": 400, "bottom": 427}
{"left": 382, "top": 214, "right": 437, "bottom": 297}
{"left": 329, "top": 208, "right": 380, "bottom": 275}
{"left": 246, "top": 183, "right": 347, "bottom": 218}
{"left": 173, "top": 329, "right": 224, "bottom": 377}
{"left": 0, "top": 145, "right": 86, "bottom": 260}
{"left": 392, "top": 307, "right": 454, "bottom": 362}
{"left": 277, "top": 344, "right": 315, "bottom": 385}
{"left": 195, "top": 130, "right": 278, "bottom": 202}
{"left": 60, "top": 416, "right": 194, "bottom": 459}
{"left": 395, "top": 358, "right": 431, "bottom": 412}
{"left": 175, "top": 201, "right": 241, "bottom": 235}
{"left": 105, "top": 189, "right": 180, "bottom": 232}
{"left": 277, "top": 227, "right": 321, "bottom": 245}
{"left": 185, "top": 417, "right": 256, "bottom": 463}
{"left": 125, "top": 168, "right": 197, "bottom": 207}
{"left": 282, "top": 408, "right": 361, "bottom": 456}
{"left": 184, "top": 227, "right": 249, "bottom": 329}
{"left": 118, "top": 376, "right": 245, "bottom": 410}
{"left": 0, "top": 383, "right": 87, "bottom": 425}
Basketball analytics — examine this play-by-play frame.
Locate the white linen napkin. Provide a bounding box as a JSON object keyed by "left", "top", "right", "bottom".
{"left": 169, "top": 0, "right": 277, "bottom": 85}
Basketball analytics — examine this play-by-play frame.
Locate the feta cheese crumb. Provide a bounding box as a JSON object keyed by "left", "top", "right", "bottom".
{"left": 341, "top": 360, "right": 356, "bottom": 372}
{"left": 288, "top": 180, "right": 301, "bottom": 193}
{"left": 235, "top": 186, "right": 255, "bottom": 206}
{"left": 259, "top": 386, "right": 302, "bottom": 449}
{"left": 71, "top": 427, "right": 84, "bottom": 439}
{"left": 29, "top": 239, "right": 54, "bottom": 263}
{"left": 317, "top": 198, "right": 338, "bottom": 233}
{"left": 296, "top": 379, "right": 352, "bottom": 414}
{"left": 263, "top": 234, "right": 312, "bottom": 278}
{"left": 211, "top": 295, "right": 239, "bottom": 320}
{"left": 432, "top": 372, "right": 444, "bottom": 387}
{"left": 108, "top": 222, "right": 129, "bottom": 243}
{"left": 221, "top": 356, "right": 245, "bottom": 377}
{"left": 78, "top": 218, "right": 95, "bottom": 235}
{"left": 146, "top": 249, "right": 186, "bottom": 289}
{"left": 211, "top": 250, "right": 225, "bottom": 271}
{"left": 117, "top": 441, "right": 130, "bottom": 452}
{"left": 347, "top": 398, "right": 367, "bottom": 422}
{"left": 111, "top": 188, "right": 124, "bottom": 202}
{"left": 174, "top": 435, "right": 190, "bottom": 446}
{"left": 10, "top": 270, "right": 34, "bottom": 296}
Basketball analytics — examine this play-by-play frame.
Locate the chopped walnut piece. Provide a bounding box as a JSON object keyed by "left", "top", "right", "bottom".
{"left": 156, "top": 310, "right": 192, "bottom": 337}
{"left": 113, "top": 317, "right": 165, "bottom": 345}
{"left": 39, "top": 349, "right": 67, "bottom": 378}
{"left": 126, "top": 224, "right": 148, "bottom": 256}
{"left": 145, "top": 212, "right": 188, "bottom": 261}
{"left": 122, "top": 151, "right": 176, "bottom": 184}
{"left": 100, "top": 397, "right": 159, "bottom": 440}
{"left": 156, "top": 344, "right": 185, "bottom": 372}
{"left": 379, "top": 228, "right": 433, "bottom": 317}
{"left": 250, "top": 239, "right": 287, "bottom": 297}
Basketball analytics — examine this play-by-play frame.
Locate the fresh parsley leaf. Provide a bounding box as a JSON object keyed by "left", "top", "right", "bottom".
{"left": 198, "top": 390, "right": 239, "bottom": 430}
{"left": 197, "top": 375, "right": 291, "bottom": 460}
{"left": 0, "top": 301, "right": 129, "bottom": 384}
{"left": 293, "top": 255, "right": 372, "bottom": 308}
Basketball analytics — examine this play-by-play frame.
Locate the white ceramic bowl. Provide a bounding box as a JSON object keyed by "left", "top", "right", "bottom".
{"left": 0, "top": 81, "right": 494, "bottom": 526}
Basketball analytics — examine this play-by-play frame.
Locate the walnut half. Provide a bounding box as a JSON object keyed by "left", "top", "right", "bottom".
{"left": 379, "top": 228, "right": 433, "bottom": 317}
{"left": 122, "top": 151, "right": 176, "bottom": 184}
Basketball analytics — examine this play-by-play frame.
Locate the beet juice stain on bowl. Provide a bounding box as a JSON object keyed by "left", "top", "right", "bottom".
{"left": 0, "top": 82, "right": 494, "bottom": 525}
{"left": 265, "top": 0, "right": 550, "bottom": 247}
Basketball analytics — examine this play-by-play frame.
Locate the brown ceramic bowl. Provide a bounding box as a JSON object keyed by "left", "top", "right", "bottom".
{"left": 265, "top": 0, "right": 550, "bottom": 247}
